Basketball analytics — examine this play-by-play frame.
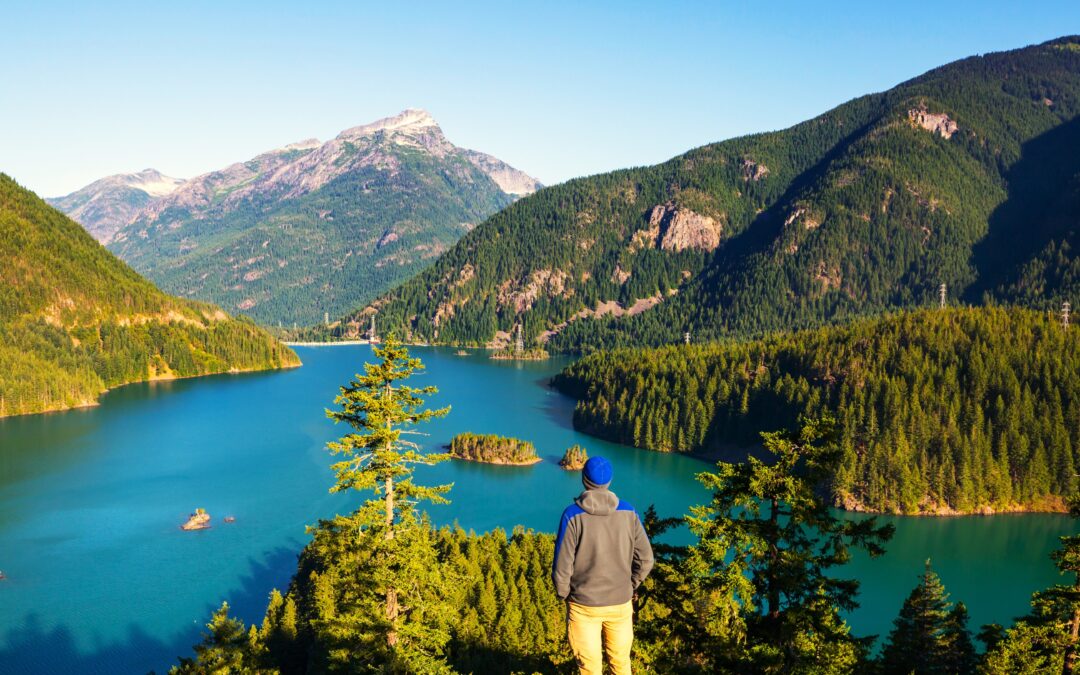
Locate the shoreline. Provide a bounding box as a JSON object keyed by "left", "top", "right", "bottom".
{"left": 449, "top": 455, "right": 543, "bottom": 466}
{"left": 283, "top": 340, "right": 371, "bottom": 346}
{"left": 0, "top": 360, "right": 302, "bottom": 420}
{"left": 574, "top": 434, "right": 1072, "bottom": 518}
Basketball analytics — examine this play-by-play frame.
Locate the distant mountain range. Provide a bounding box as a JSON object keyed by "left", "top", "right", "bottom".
{"left": 46, "top": 169, "right": 185, "bottom": 243}
{"left": 49, "top": 109, "right": 541, "bottom": 325}
{"left": 0, "top": 174, "right": 298, "bottom": 418}
{"left": 341, "top": 37, "right": 1080, "bottom": 351}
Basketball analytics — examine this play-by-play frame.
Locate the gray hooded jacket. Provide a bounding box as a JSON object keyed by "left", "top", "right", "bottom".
{"left": 552, "top": 488, "right": 654, "bottom": 606}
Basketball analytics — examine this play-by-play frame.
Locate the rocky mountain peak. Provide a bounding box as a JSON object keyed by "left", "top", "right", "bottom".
{"left": 279, "top": 138, "right": 321, "bottom": 152}
{"left": 337, "top": 108, "right": 440, "bottom": 140}
{"left": 122, "top": 169, "right": 186, "bottom": 197}
{"left": 45, "top": 168, "right": 186, "bottom": 243}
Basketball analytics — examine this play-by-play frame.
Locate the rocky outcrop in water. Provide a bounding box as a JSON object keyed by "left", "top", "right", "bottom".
{"left": 181, "top": 508, "right": 211, "bottom": 530}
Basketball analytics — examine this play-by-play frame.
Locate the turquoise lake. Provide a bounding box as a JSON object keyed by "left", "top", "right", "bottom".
{"left": 0, "top": 345, "right": 1075, "bottom": 674}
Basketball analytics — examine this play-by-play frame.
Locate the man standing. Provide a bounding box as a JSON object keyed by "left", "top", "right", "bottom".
{"left": 552, "top": 456, "right": 654, "bottom": 675}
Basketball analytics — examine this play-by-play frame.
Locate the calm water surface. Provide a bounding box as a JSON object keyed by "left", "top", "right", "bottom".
{"left": 0, "top": 346, "right": 1074, "bottom": 673}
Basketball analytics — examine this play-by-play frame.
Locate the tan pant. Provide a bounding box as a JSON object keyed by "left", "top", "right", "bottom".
{"left": 566, "top": 600, "right": 634, "bottom": 675}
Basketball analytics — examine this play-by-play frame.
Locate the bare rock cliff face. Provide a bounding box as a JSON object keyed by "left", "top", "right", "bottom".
{"left": 908, "top": 106, "right": 958, "bottom": 139}
{"left": 742, "top": 158, "right": 770, "bottom": 182}
{"left": 463, "top": 150, "right": 544, "bottom": 197}
{"left": 646, "top": 202, "right": 723, "bottom": 252}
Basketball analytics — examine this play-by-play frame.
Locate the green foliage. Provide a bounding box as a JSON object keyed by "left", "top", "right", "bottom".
{"left": 679, "top": 417, "right": 893, "bottom": 673}
{"left": 0, "top": 174, "right": 299, "bottom": 418}
{"left": 554, "top": 306, "right": 1080, "bottom": 514}
{"left": 170, "top": 602, "right": 263, "bottom": 675}
{"left": 980, "top": 496, "right": 1080, "bottom": 673}
{"left": 447, "top": 433, "right": 538, "bottom": 465}
{"left": 351, "top": 37, "right": 1080, "bottom": 353}
{"left": 558, "top": 445, "right": 588, "bottom": 470}
{"left": 880, "top": 562, "right": 976, "bottom": 674}
{"left": 172, "top": 350, "right": 1080, "bottom": 674}
{"left": 110, "top": 145, "right": 516, "bottom": 326}
{"left": 320, "top": 335, "right": 453, "bottom": 669}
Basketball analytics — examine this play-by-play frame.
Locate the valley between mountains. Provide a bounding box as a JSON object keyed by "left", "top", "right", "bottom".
{"left": 11, "top": 37, "right": 1080, "bottom": 517}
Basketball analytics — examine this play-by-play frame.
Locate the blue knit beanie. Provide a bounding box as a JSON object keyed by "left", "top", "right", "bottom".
{"left": 582, "top": 456, "right": 613, "bottom": 490}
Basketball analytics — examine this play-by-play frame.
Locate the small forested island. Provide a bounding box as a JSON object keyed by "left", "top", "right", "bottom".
{"left": 181, "top": 508, "right": 210, "bottom": 531}
{"left": 490, "top": 348, "right": 549, "bottom": 361}
{"left": 447, "top": 432, "right": 540, "bottom": 465}
{"left": 559, "top": 444, "right": 588, "bottom": 470}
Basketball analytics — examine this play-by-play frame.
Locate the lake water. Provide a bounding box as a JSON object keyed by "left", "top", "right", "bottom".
{"left": 0, "top": 345, "right": 1074, "bottom": 673}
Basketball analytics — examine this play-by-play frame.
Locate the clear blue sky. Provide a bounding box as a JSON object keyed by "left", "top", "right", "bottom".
{"left": 4, "top": 0, "right": 1079, "bottom": 197}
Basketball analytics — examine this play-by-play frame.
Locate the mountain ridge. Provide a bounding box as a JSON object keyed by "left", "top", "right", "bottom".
{"left": 46, "top": 168, "right": 184, "bottom": 243}
{"left": 335, "top": 37, "right": 1080, "bottom": 351}
{"left": 50, "top": 110, "right": 541, "bottom": 326}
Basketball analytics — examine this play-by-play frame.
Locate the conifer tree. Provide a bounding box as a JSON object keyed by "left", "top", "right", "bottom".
{"left": 685, "top": 416, "right": 894, "bottom": 673}
{"left": 880, "top": 561, "right": 974, "bottom": 674}
{"left": 170, "top": 602, "right": 257, "bottom": 674}
{"left": 942, "top": 602, "right": 977, "bottom": 674}
{"left": 311, "top": 335, "right": 454, "bottom": 671}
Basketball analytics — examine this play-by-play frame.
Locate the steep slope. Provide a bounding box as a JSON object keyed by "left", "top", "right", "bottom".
{"left": 553, "top": 307, "right": 1080, "bottom": 515}
{"left": 98, "top": 109, "right": 540, "bottom": 326}
{"left": 46, "top": 169, "right": 184, "bottom": 243}
{"left": 344, "top": 37, "right": 1080, "bottom": 350}
{"left": 0, "top": 174, "right": 299, "bottom": 418}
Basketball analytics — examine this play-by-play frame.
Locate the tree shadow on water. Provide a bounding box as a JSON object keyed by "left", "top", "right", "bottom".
{"left": 0, "top": 545, "right": 302, "bottom": 674}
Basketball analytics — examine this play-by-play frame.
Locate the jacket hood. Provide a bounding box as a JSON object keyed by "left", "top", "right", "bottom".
{"left": 575, "top": 488, "right": 620, "bottom": 516}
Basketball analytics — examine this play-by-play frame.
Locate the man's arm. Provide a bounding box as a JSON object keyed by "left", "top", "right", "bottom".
{"left": 630, "top": 515, "right": 654, "bottom": 589}
{"left": 552, "top": 509, "right": 580, "bottom": 599}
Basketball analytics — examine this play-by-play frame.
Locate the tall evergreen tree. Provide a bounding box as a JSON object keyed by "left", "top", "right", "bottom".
{"left": 684, "top": 416, "right": 894, "bottom": 673}
{"left": 880, "top": 561, "right": 974, "bottom": 674}
{"left": 942, "top": 602, "right": 978, "bottom": 674}
{"left": 311, "top": 334, "right": 454, "bottom": 671}
{"left": 170, "top": 603, "right": 259, "bottom": 675}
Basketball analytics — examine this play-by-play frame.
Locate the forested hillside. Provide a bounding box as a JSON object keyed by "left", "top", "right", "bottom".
{"left": 340, "top": 37, "right": 1080, "bottom": 351}
{"left": 553, "top": 307, "right": 1080, "bottom": 515}
{"left": 0, "top": 174, "right": 299, "bottom": 418}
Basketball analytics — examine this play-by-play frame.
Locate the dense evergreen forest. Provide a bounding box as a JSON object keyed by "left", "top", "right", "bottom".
{"left": 173, "top": 342, "right": 1080, "bottom": 674}
{"left": 554, "top": 307, "right": 1080, "bottom": 515}
{"left": 326, "top": 37, "right": 1080, "bottom": 353}
{"left": 0, "top": 174, "right": 298, "bottom": 417}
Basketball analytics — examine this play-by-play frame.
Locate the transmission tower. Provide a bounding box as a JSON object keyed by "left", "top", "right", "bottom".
{"left": 324, "top": 311, "right": 330, "bottom": 326}
{"left": 939, "top": 283, "right": 947, "bottom": 309}
{"left": 684, "top": 331, "right": 691, "bottom": 345}
{"left": 515, "top": 324, "right": 524, "bottom": 355}
{"left": 369, "top": 315, "right": 378, "bottom": 343}
{"left": 1063, "top": 301, "right": 1071, "bottom": 330}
